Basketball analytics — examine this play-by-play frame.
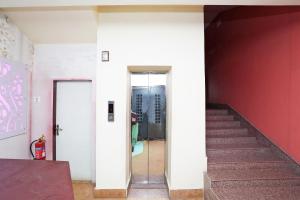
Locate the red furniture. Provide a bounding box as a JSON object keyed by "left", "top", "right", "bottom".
{"left": 0, "top": 159, "right": 74, "bottom": 200}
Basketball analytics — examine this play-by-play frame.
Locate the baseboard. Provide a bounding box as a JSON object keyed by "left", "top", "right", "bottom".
{"left": 164, "top": 173, "right": 203, "bottom": 199}
{"left": 164, "top": 172, "right": 170, "bottom": 192}
{"left": 94, "top": 189, "right": 127, "bottom": 198}
{"left": 169, "top": 189, "right": 203, "bottom": 199}
{"left": 94, "top": 173, "right": 131, "bottom": 198}
{"left": 126, "top": 173, "right": 131, "bottom": 195}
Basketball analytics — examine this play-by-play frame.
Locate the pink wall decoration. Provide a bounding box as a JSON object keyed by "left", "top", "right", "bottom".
{"left": 0, "top": 58, "right": 27, "bottom": 139}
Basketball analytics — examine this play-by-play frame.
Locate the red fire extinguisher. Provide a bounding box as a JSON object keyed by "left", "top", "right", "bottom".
{"left": 30, "top": 135, "right": 46, "bottom": 160}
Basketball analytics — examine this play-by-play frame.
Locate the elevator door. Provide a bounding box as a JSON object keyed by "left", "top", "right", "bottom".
{"left": 132, "top": 85, "right": 166, "bottom": 140}
{"left": 131, "top": 73, "right": 166, "bottom": 185}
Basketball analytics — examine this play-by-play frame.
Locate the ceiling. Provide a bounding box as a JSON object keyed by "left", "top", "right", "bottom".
{"left": 3, "top": 1, "right": 300, "bottom": 44}
{"left": 204, "top": 6, "right": 236, "bottom": 29}
{"left": 2, "top": 7, "right": 98, "bottom": 43}
{"left": 2, "top": 0, "right": 300, "bottom": 7}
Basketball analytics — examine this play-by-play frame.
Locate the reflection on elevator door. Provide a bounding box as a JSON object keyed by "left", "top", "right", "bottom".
{"left": 130, "top": 73, "right": 167, "bottom": 186}
{"left": 132, "top": 86, "right": 166, "bottom": 140}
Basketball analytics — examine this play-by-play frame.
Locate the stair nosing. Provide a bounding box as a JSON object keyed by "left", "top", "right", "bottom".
{"left": 211, "top": 176, "right": 300, "bottom": 182}
{"left": 206, "top": 127, "right": 247, "bottom": 130}
{"left": 206, "top": 135, "right": 254, "bottom": 138}
{"left": 208, "top": 160, "right": 288, "bottom": 165}
{"left": 207, "top": 146, "right": 269, "bottom": 151}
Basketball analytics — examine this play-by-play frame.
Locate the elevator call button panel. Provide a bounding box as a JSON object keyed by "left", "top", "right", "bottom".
{"left": 108, "top": 101, "right": 114, "bottom": 122}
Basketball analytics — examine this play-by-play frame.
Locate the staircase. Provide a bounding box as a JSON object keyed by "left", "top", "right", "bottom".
{"left": 205, "top": 108, "right": 300, "bottom": 200}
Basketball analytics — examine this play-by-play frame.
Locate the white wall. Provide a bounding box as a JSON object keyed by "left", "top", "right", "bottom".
{"left": 0, "top": 14, "right": 33, "bottom": 159}
{"left": 96, "top": 8, "right": 206, "bottom": 190}
{"left": 32, "top": 44, "right": 97, "bottom": 181}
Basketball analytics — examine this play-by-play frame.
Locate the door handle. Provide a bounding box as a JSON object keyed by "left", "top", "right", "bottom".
{"left": 56, "top": 125, "right": 63, "bottom": 136}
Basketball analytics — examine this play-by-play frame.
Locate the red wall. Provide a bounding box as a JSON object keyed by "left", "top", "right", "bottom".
{"left": 206, "top": 6, "right": 300, "bottom": 163}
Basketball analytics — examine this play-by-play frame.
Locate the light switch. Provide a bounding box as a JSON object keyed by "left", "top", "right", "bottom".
{"left": 33, "top": 96, "right": 41, "bottom": 103}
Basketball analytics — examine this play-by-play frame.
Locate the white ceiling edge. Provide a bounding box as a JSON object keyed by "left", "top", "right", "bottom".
{"left": 3, "top": 0, "right": 300, "bottom": 8}
{"left": 3, "top": 7, "right": 98, "bottom": 43}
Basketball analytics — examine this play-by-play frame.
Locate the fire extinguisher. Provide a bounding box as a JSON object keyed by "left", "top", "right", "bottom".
{"left": 30, "top": 135, "right": 46, "bottom": 160}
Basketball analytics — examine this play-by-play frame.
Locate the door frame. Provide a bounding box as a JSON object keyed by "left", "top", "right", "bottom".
{"left": 52, "top": 79, "right": 92, "bottom": 160}
{"left": 130, "top": 73, "right": 167, "bottom": 184}
{"left": 127, "top": 66, "right": 171, "bottom": 186}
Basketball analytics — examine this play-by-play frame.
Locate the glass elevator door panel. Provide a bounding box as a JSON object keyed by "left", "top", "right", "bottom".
{"left": 131, "top": 73, "right": 166, "bottom": 186}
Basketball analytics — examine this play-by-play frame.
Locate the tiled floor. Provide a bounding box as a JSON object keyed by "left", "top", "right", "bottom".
{"left": 128, "top": 188, "right": 169, "bottom": 199}
{"left": 73, "top": 182, "right": 169, "bottom": 200}
{"left": 73, "top": 140, "right": 201, "bottom": 200}
{"left": 73, "top": 182, "right": 203, "bottom": 200}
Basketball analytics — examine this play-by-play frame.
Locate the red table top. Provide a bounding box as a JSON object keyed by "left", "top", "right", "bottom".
{"left": 0, "top": 159, "right": 74, "bottom": 200}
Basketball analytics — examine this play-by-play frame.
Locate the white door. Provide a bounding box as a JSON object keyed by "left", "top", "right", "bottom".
{"left": 56, "top": 81, "right": 92, "bottom": 180}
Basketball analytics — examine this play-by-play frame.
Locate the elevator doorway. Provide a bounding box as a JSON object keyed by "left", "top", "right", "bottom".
{"left": 130, "top": 73, "right": 167, "bottom": 187}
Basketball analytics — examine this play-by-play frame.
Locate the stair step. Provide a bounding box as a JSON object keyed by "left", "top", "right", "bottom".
{"left": 206, "top": 134, "right": 251, "bottom": 138}
{"left": 206, "top": 115, "right": 234, "bottom": 121}
{"left": 210, "top": 168, "right": 300, "bottom": 188}
{"left": 206, "top": 121, "right": 240, "bottom": 129}
{"left": 206, "top": 128, "right": 248, "bottom": 137}
{"left": 205, "top": 107, "right": 300, "bottom": 199}
{"left": 211, "top": 176, "right": 300, "bottom": 188}
{"left": 208, "top": 148, "right": 283, "bottom": 163}
{"left": 207, "top": 143, "right": 266, "bottom": 150}
{"left": 207, "top": 147, "right": 271, "bottom": 157}
{"left": 206, "top": 109, "right": 228, "bottom": 115}
{"left": 208, "top": 161, "right": 291, "bottom": 170}
{"left": 211, "top": 186, "right": 300, "bottom": 200}
{"left": 206, "top": 136, "right": 257, "bottom": 145}
{"left": 209, "top": 167, "right": 300, "bottom": 181}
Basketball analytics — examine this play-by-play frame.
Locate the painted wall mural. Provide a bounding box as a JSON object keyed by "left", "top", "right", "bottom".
{"left": 0, "top": 58, "right": 27, "bottom": 139}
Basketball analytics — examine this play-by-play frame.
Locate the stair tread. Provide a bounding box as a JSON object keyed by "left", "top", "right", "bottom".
{"left": 206, "top": 120, "right": 238, "bottom": 122}
{"left": 206, "top": 128, "right": 248, "bottom": 136}
{"left": 206, "top": 109, "right": 228, "bottom": 112}
{"left": 206, "top": 115, "right": 234, "bottom": 121}
{"left": 208, "top": 150, "right": 283, "bottom": 163}
{"left": 208, "top": 167, "right": 300, "bottom": 181}
{"left": 206, "top": 134, "right": 254, "bottom": 138}
{"left": 206, "top": 121, "right": 240, "bottom": 127}
{"left": 207, "top": 133, "right": 249, "bottom": 138}
{"left": 206, "top": 109, "right": 229, "bottom": 115}
{"left": 207, "top": 127, "right": 248, "bottom": 131}
{"left": 207, "top": 143, "right": 266, "bottom": 150}
{"left": 207, "top": 127, "right": 244, "bottom": 131}
{"left": 208, "top": 161, "right": 291, "bottom": 170}
{"left": 211, "top": 186, "right": 300, "bottom": 200}
{"left": 206, "top": 121, "right": 240, "bottom": 124}
{"left": 206, "top": 136, "right": 257, "bottom": 145}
